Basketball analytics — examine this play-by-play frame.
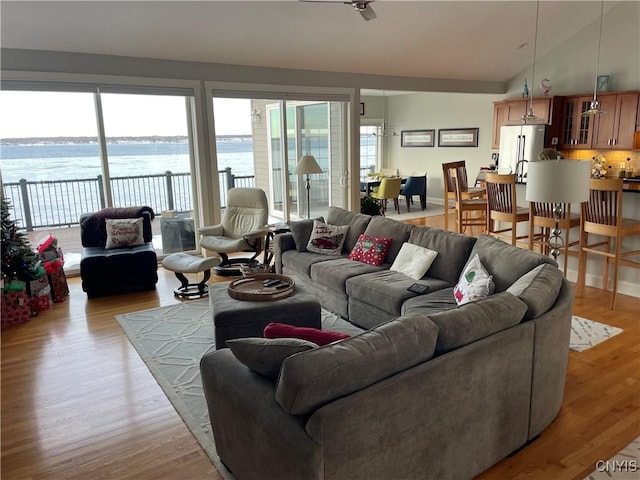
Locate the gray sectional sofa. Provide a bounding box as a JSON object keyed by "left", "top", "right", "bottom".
{"left": 200, "top": 206, "right": 574, "bottom": 480}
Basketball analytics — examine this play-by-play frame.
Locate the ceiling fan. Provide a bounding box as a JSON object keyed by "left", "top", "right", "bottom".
{"left": 300, "top": 0, "right": 377, "bottom": 21}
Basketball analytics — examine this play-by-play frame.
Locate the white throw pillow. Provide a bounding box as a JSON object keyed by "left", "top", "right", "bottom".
{"left": 390, "top": 242, "right": 438, "bottom": 280}
{"left": 453, "top": 253, "right": 495, "bottom": 306}
{"left": 105, "top": 217, "right": 144, "bottom": 249}
{"left": 306, "top": 220, "right": 350, "bottom": 255}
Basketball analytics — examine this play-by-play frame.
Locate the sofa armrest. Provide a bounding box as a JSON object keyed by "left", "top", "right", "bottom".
{"left": 273, "top": 233, "right": 296, "bottom": 274}
{"left": 199, "top": 224, "right": 224, "bottom": 236}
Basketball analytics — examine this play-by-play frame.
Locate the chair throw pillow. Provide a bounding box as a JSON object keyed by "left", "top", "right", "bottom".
{"left": 453, "top": 253, "right": 495, "bottom": 306}
{"left": 264, "top": 323, "right": 351, "bottom": 346}
{"left": 306, "top": 220, "right": 350, "bottom": 256}
{"left": 105, "top": 217, "right": 145, "bottom": 249}
{"left": 390, "top": 242, "right": 438, "bottom": 280}
{"left": 226, "top": 337, "right": 318, "bottom": 379}
{"left": 348, "top": 234, "right": 393, "bottom": 266}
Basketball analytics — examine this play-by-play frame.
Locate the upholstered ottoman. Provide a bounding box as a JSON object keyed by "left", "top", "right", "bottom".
{"left": 209, "top": 282, "right": 321, "bottom": 349}
{"left": 162, "top": 253, "right": 221, "bottom": 299}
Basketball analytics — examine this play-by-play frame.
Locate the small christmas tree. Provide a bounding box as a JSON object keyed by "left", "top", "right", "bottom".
{"left": 1, "top": 197, "right": 40, "bottom": 283}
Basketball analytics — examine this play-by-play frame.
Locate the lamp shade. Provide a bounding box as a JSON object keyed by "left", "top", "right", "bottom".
{"left": 526, "top": 160, "right": 591, "bottom": 204}
{"left": 295, "top": 155, "right": 323, "bottom": 175}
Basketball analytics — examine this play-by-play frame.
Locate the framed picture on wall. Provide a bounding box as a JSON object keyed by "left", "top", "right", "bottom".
{"left": 438, "top": 128, "right": 479, "bottom": 147}
{"left": 400, "top": 129, "right": 435, "bottom": 147}
{"left": 360, "top": 103, "right": 365, "bottom": 115}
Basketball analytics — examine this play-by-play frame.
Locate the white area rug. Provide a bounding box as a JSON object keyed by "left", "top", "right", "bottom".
{"left": 583, "top": 436, "right": 640, "bottom": 480}
{"left": 570, "top": 315, "right": 624, "bottom": 352}
{"left": 385, "top": 203, "right": 443, "bottom": 221}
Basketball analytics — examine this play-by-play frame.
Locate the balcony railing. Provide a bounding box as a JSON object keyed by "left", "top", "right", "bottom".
{"left": 3, "top": 166, "right": 373, "bottom": 231}
{"left": 2, "top": 167, "right": 254, "bottom": 231}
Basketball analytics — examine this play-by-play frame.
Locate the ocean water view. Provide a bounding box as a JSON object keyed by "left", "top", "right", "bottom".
{"left": 0, "top": 138, "right": 255, "bottom": 183}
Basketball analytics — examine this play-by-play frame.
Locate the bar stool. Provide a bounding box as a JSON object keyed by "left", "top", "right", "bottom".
{"left": 452, "top": 169, "right": 487, "bottom": 236}
{"left": 485, "top": 172, "right": 530, "bottom": 246}
{"left": 576, "top": 178, "right": 640, "bottom": 309}
{"left": 442, "top": 161, "right": 485, "bottom": 231}
{"left": 528, "top": 202, "right": 581, "bottom": 277}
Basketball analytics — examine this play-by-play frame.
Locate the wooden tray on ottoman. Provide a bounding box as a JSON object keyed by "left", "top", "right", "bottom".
{"left": 227, "top": 273, "right": 295, "bottom": 301}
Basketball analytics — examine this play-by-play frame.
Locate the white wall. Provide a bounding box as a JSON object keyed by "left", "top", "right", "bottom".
{"left": 384, "top": 92, "right": 501, "bottom": 204}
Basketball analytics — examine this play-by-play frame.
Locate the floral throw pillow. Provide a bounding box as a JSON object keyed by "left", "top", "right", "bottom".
{"left": 105, "top": 217, "right": 145, "bottom": 249}
{"left": 348, "top": 234, "right": 393, "bottom": 266}
{"left": 453, "top": 253, "right": 495, "bottom": 306}
{"left": 306, "top": 220, "right": 350, "bottom": 255}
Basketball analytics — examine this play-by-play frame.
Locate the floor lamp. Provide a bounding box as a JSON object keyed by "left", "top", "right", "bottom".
{"left": 295, "top": 155, "right": 323, "bottom": 219}
{"left": 526, "top": 160, "right": 591, "bottom": 260}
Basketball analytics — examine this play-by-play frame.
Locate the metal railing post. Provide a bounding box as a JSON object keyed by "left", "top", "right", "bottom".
{"left": 97, "top": 175, "right": 106, "bottom": 208}
{"left": 18, "top": 179, "right": 34, "bottom": 231}
{"left": 165, "top": 170, "right": 175, "bottom": 211}
{"left": 225, "top": 167, "right": 235, "bottom": 190}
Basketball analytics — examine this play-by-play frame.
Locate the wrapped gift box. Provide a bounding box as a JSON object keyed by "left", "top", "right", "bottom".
{"left": 48, "top": 268, "right": 69, "bottom": 303}
{"left": 1, "top": 290, "right": 31, "bottom": 328}
{"left": 27, "top": 275, "right": 50, "bottom": 298}
{"left": 29, "top": 294, "right": 50, "bottom": 314}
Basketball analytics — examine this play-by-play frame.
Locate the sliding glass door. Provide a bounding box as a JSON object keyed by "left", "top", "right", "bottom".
{"left": 211, "top": 89, "right": 349, "bottom": 224}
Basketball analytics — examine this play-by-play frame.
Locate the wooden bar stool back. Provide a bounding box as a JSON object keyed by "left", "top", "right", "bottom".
{"left": 452, "top": 169, "right": 487, "bottom": 236}
{"left": 576, "top": 178, "right": 640, "bottom": 309}
{"left": 528, "top": 202, "right": 581, "bottom": 277}
{"left": 442, "top": 161, "right": 485, "bottom": 231}
{"left": 485, "top": 172, "right": 530, "bottom": 246}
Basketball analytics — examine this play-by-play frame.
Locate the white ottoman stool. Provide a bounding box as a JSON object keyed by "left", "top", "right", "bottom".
{"left": 162, "top": 253, "right": 220, "bottom": 299}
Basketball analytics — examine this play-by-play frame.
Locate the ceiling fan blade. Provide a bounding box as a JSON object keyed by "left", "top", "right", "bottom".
{"left": 359, "top": 4, "right": 376, "bottom": 21}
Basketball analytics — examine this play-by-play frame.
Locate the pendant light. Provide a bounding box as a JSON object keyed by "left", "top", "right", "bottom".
{"left": 378, "top": 90, "right": 398, "bottom": 137}
{"left": 522, "top": 0, "right": 540, "bottom": 123}
{"left": 583, "top": 0, "right": 606, "bottom": 116}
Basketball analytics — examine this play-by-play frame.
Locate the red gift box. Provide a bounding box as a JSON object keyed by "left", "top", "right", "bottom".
{"left": 48, "top": 268, "right": 69, "bottom": 303}
{"left": 1, "top": 290, "right": 32, "bottom": 328}
{"left": 29, "top": 294, "right": 51, "bottom": 314}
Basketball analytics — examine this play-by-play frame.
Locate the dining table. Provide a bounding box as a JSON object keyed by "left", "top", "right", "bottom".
{"left": 360, "top": 177, "right": 407, "bottom": 196}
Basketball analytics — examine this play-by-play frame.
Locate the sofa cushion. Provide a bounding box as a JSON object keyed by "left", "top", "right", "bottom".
{"left": 306, "top": 220, "right": 350, "bottom": 255}
{"left": 346, "top": 269, "right": 445, "bottom": 317}
{"left": 326, "top": 206, "right": 372, "bottom": 253}
{"left": 507, "top": 263, "right": 563, "bottom": 319}
{"left": 264, "top": 323, "right": 351, "bottom": 346}
{"left": 348, "top": 234, "right": 393, "bottom": 266}
{"left": 408, "top": 226, "right": 476, "bottom": 284}
{"left": 287, "top": 217, "right": 324, "bottom": 252}
{"left": 401, "top": 287, "right": 458, "bottom": 316}
{"left": 310, "top": 257, "right": 384, "bottom": 291}
{"left": 281, "top": 250, "right": 335, "bottom": 277}
{"left": 226, "top": 337, "right": 318, "bottom": 379}
{"left": 105, "top": 217, "right": 145, "bottom": 249}
{"left": 468, "top": 235, "right": 557, "bottom": 292}
{"left": 427, "top": 292, "right": 527, "bottom": 356}
{"left": 362, "top": 216, "right": 414, "bottom": 264}
{"left": 275, "top": 314, "right": 439, "bottom": 415}
{"left": 390, "top": 242, "right": 438, "bottom": 280}
{"left": 453, "top": 253, "right": 495, "bottom": 306}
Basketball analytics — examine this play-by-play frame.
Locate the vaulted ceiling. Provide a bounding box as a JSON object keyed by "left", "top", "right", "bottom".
{"left": 0, "top": 1, "right": 619, "bottom": 83}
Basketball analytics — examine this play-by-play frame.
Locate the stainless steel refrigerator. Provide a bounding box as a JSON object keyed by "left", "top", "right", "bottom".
{"left": 498, "top": 125, "right": 546, "bottom": 183}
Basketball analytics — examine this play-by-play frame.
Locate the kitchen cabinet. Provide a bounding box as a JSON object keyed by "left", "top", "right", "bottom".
{"left": 492, "top": 96, "right": 560, "bottom": 149}
{"left": 559, "top": 96, "right": 594, "bottom": 149}
{"left": 591, "top": 92, "right": 639, "bottom": 150}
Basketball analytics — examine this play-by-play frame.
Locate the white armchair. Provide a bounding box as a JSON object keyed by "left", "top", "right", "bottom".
{"left": 199, "top": 188, "right": 269, "bottom": 276}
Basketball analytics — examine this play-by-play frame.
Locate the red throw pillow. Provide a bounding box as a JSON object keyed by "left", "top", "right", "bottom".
{"left": 348, "top": 234, "right": 393, "bottom": 266}
{"left": 264, "top": 323, "right": 350, "bottom": 346}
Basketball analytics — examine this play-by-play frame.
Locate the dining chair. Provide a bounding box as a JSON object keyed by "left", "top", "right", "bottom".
{"left": 452, "top": 169, "right": 487, "bottom": 236}
{"left": 370, "top": 177, "right": 403, "bottom": 215}
{"left": 399, "top": 175, "right": 427, "bottom": 212}
{"left": 575, "top": 178, "right": 640, "bottom": 309}
{"left": 528, "top": 202, "right": 581, "bottom": 277}
{"left": 484, "top": 172, "right": 530, "bottom": 246}
{"left": 442, "top": 161, "right": 485, "bottom": 231}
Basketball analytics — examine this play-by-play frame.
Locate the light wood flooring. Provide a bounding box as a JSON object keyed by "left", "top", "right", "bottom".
{"left": 2, "top": 213, "right": 639, "bottom": 480}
